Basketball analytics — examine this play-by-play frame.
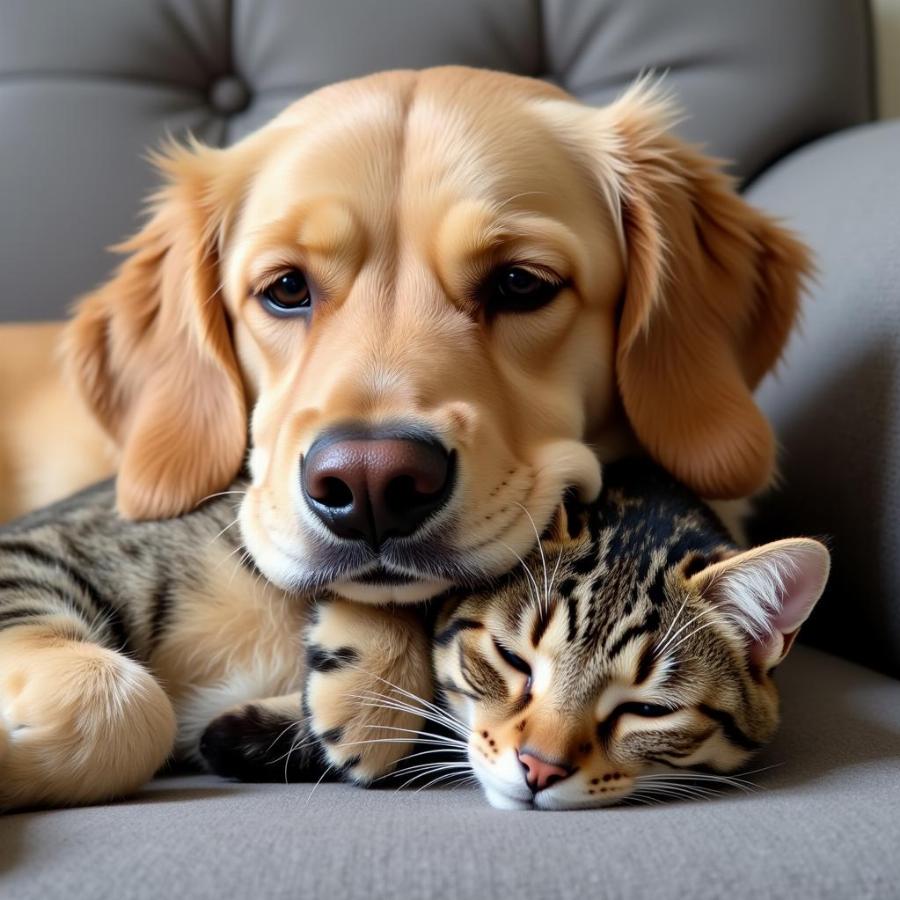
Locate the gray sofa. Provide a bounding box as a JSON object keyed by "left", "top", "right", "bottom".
{"left": 1, "top": 2, "right": 898, "bottom": 898}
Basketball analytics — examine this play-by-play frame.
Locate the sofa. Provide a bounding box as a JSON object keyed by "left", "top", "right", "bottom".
{"left": 1, "top": 2, "right": 898, "bottom": 898}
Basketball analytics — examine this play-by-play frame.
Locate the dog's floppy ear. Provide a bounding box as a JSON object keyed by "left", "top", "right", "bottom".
{"left": 64, "top": 141, "right": 247, "bottom": 519}
{"left": 607, "top": 82, "right": 812, "bottom": 499}
{"left": 554, "top": 81, "right": 811, "bottom": 499}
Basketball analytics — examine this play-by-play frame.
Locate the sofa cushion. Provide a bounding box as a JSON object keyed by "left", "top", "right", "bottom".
{"left": 0, "top": 0, "right": 872, "bottom": 321}
{"left": 2, "top": 646, "right": 897, "bottom": 900}
{"left": 748, "top": 120, "right": 900, "bottom": 678}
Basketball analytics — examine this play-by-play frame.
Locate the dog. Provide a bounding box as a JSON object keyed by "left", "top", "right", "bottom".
{"left": 0, "top": 68, "right": 810, "bottom": 805}
{"left": 56, "top": 68, "right": 807, "bottom": 597}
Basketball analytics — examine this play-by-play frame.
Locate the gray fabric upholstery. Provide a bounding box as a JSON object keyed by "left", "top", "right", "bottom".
{"left": 0, "top": 0, "right": 872, "bottom": 322}
{"left": 3, "top": 647, "right": 898, "bottom": 900}
{"left": 748, "top": 120, "right": 900, "bottom": 678}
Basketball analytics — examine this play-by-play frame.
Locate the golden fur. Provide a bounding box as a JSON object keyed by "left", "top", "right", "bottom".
{"left": 0, "top": 68, "right": 813, "bottom": 808}
{"left": 5, "top": 68, "right": 807, "bottom": 587}
{"left": 0, "top": 324, "right": 114, "bottom": 523}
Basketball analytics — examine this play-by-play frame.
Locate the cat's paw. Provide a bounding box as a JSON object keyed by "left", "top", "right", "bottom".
{"left": 303, "top": 600, "right": 432, "bottom": 785}
{"left": 199, "top": 693, "right": 322, "bottom": 783}
{"left": 0, "top": 629, "right": 176, "bottom": 808}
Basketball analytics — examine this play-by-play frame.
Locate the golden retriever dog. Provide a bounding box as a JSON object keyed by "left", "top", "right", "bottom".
{"left": 0, "top": 67, "right": 810, "bottom": 805}
{"left": 0, "top": 325, "right": 114, "bottom": 523}
{"left": 60, "top": 68, "right": 805, "bottom": 597}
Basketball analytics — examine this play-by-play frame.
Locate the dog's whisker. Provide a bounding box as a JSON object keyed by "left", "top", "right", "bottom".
{"left": 195, "top": 489, "right": 247, "bottom": 507}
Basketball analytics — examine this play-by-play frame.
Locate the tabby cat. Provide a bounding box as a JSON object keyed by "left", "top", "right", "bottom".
{"left": 0, "top": 479, "right": 414, "bottom": 808}
{"left": 428, "top": 460, "right": 830, "bottom": 809}
{"left": 0, "top": 461, "right": 828, "bottom": 810}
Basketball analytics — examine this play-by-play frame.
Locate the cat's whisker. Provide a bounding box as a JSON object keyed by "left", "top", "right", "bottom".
{"left": 392, "top": 761, "right": 473, "bottom": 778}
{"left": 627, "top": 787, "right": 690, "bottom": 806}
{"left": 283, "top": 728, "right": 313, "bottom": 782}
{"left": 304, "top": 763, "right": 335, "bottom": 807}
{"left": 343, "top": 670, "right": 470, "bottom": 736}
{"left": 654, "top": 596, "right": 691, "bottom": 656}
{"left": 354, "top": 705, "right": 469, "bottom": 742}
{"left": 497, "top": 538, "right": 543, "bottom": 613}
{"left": 630, "top": 781, "right": 722, "bottom": 802}
{"left": 656, "top": 603, "right": 746, "bottom": 658}
{"left": 546, "top": 547, "right": 564, "bottom": 606}
{"left": 266, "top": 732, "right": 318, "bottom": 766}
{"left": 353, "top": 698, "right": 466, "bottom": 734}
{"left": 264, "top": 715, "right": 309, "bottom": 756}
{"left": 514, "top": 501, "right": 550, "bottom": 611}
{"left": 654, "top": 604, "right": 721, "bottom": 657}
{"left": 351, "top": 693, "right": 470, "bottom": 740}
{"left": 357, "top": 685, "right": 468, "bottom": 731}
{"left": 664, "top": 613, "right": 747, "bottom": 656}
{"left": 351, "top": 684, "right": 471, "bottom": 735}
{"left": 350, "top": 725, "right": 469, "bottom": 753}
{"left": 351, "top": 703, "right": 469, "bottom": 742}
{"left": 636, "top": 772, "right": 757, "bottom": 793}
{"left": 622, "top": 793, "right": 660, "bottom": 807}
{"left": 414, "top": 767, "right": 476, "bottom": 793}
{"left": 334, "top": 736, "right": 466, "bottom": 753}
{"left": 393, "top": 761, "right": 473, "bottom": 792}
{"left": 370, "top": 747, "right": 469, "bottom": 782}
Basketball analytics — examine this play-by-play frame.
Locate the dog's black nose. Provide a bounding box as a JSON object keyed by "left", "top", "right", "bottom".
{"left": 302, "top": 428, "right": 455, "bottom": 548}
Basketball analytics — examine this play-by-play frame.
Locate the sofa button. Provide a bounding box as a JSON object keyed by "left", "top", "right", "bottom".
{"left": 209, "top": 75, "right": 250, "bottom": 114}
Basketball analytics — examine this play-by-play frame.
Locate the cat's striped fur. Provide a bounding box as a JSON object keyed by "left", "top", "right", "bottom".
{"left": 0, "top": 480, "right": 434, "bottom": 808}
{"left": 0, "top": 461, "right": 827, "bottom": 810}
{"left": 430, "top": 460, "right": 829, "bottom": 809}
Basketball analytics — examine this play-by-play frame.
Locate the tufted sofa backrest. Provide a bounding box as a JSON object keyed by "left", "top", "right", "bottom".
{"left": 0, "top": 0, "right": 873, "bottom": 322}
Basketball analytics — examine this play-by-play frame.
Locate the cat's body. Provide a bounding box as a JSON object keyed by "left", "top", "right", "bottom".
{"left": 0, "top": 461, "right": 828, "bottom": 810}
{"left": 0, "top": 480, "right": 318, "bottom": 807}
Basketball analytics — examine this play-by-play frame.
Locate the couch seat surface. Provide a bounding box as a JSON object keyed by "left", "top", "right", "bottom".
{"left": 1, "top": 646, "right": 898, "bottom": 900}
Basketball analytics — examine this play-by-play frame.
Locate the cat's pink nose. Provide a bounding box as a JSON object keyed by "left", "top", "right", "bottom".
{"left": 517, "top": 751, "right": 572, "bottom": 793}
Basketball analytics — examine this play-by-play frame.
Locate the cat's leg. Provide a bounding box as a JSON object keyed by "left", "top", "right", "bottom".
{"left": 303, "top": 599, "right": 434, "bottom": 784}
{"left": 198, "top": 692, "right": 328, "bottom": 782}
{"left": 0, "top": 618, "right": 175, "bottom": 809}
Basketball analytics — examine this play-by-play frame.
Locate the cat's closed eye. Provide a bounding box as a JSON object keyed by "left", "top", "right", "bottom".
{"left": 492, "top": 638, "right": 532, "bottom": 679}
{"left": 610, "top": 702, "right": 677, "bottom": 719}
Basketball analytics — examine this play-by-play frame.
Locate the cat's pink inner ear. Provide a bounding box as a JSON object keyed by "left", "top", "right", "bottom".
{"left": 749, "top": 539, "right": 831, "bottom": 668}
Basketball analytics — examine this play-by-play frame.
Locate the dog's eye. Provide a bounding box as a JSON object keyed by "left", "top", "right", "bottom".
{"left": 486, "top": 266, "right": 563, "bottom": 313}
{"left": 261, "top": 270, "right": 311, "bottom": 316}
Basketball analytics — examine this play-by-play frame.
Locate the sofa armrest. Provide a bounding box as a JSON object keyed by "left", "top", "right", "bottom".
{"left": 745, "top": 120, "right": 900, "bottom": 677}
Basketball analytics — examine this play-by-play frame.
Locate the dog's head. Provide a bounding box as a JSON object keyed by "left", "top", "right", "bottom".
{"left": 66, "top": 68, "right": 809, "bottom": 602}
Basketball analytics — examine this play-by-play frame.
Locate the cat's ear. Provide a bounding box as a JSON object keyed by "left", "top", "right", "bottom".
{"left": 542, "top": 492, "right": 587, "bottom": 546}
{"left": 689, "top": 538, "right": 830, "bottom": 670}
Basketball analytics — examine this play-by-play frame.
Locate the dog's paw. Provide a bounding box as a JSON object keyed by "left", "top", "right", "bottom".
{"left": 199, "top": 693, "right": 322, "bottom": 783}
{"left": 0, "top": 631, "right": 176, "bottom": 808}
{"left": 303, "top": 600, "right": 432, "bottom": 785}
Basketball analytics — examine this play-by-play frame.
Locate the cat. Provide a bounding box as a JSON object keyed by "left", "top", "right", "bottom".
{"left": 0, "top": 460, "right": 828, "bottom": 810}
{"left": 427, "top": 459, "right": 830, "bottom": 809}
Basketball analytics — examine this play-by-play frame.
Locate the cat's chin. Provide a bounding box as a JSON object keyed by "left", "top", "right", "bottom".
{"left": 533, "top": 791, "right": 626, "bottom": 811}
{"left": 482, "top": 785, "right": 533, "bottom": 811}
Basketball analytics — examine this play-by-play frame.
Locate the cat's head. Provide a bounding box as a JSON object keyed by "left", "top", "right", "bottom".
{"left": 433, "top": 503, "right": 829, "bottom": 810}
